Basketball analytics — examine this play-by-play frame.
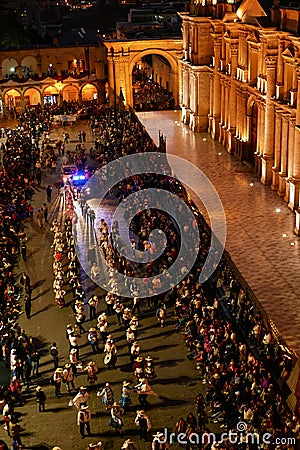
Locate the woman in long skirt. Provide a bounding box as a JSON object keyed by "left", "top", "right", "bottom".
{"left": 109, "top": 402, "right": 124, "bottom": 433}
{"left": 97, "top": 383, "right": 114, "bottom": 410}
{"left": 119, "top": 380, "right": 132, "bottom": 411}
{"left": 84, "top": 361, "right": 98, "bottom": 386}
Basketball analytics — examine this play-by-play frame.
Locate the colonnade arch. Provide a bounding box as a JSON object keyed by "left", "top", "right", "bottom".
{"left": 62, "top": 85, "right": 79, "bottom": 102}
{"left": 1, "top": 81, "right": 100, "bottom": 113}
{"left": 24, "top": 87, "right": 41, "bottom": 106}
{"left": 81, "top": 83, "right": 98, "bottom": 101}
{"left": 2, "top": 58, "right": 19, "bottom": 78}
{"left": 4, "top": 88, "right": 22, "bottom": 113}
{"left": 21, "top": 56, "right": 38, "bottom": 77}
{"left": 104, "top": 39, "right": 182, "bottom": 108}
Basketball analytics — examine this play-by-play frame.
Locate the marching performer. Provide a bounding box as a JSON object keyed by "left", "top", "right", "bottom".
{"left": 133, "top": 356, "right": 144, "bottom": 380}
{"left": 144, "top": 356, "right": 157, "bottom": 382}
{"left": 119, "top": 380, "right": 132, "bottom": 411}
{"left": 135, "top": 378, "right": 158, "bottom": 407}
{"left": 97, "top": 382, "right": 114, "bottom": 410}
{"left": 103, "top": 335, "right": 117, "bottom": 369}
{"left": 84, "top": 361, "right": 98, "bottom": 386}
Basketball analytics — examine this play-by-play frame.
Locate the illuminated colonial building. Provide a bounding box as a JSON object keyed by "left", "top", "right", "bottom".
{"left": 179, "top": 0, "right": 300, "bottom": 233}
{"left": 0, "top": 44, "right": 107, "bottom": 113}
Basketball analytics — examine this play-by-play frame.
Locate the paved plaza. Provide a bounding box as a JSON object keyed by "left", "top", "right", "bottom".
{"left": 138, "top": 110, "right": 300, "bottom": 355}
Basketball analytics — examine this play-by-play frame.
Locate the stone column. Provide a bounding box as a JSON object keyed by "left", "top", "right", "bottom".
{"left": 211, "top": 38, "right": 222, "bottom": 140}
{"left": 56, "top": 62, "right": 62, "bottom": 77}
{"left": 286, "top": 117, "right": 295, "bottom": 204}
{"left": 228, "top": 44, "right": 238, "bottom": 149}
{"left": 259, "top": 104, "right": 265, "bottom": 156}
{"left": 106, "top": 53, "right": 115, "bottom": 102}
{"left": 114, "top": 55, "right": 120, "bottom": 103}
{"left": 225, "top": 82, "right": 229, "bottom": 128}
{"left": 236, "top": 91, "right": 241, "bottom": 139}
{"left": 289, "top": 68, "right": 300, "bottom": 210}
{"left": 219, "top": 80, "right": 224, "bottom": 143}
{"left": 37, "top": 64, "right": 42, "bottom": 77}
{"left": 184, "top": 66, "right": 190, "bottom": 107}
{"left": 122, "top": 55, "right": 130, "bottom": 106}
{"left": 181, "top": 65, "right": 190, "bottom": 124}
{"left": 182, "top": 22, "right": 189, "bottom": 61}
{"left": 241, "top": 93, "right": 247, "bottom": 141}
{"left": 277, "top": 39, "right": 284, "bottom": 85}
{"left": 16, "top": 65, "right": 23, "bottom": 78}
{"left": 278, "top": 113, "right": 289, "bottom": 197}
{"left": 257, "top": 102, "right": 263, "bottom": 155}
{"left": 208, "top": 73, "right": 214, "bottom": 133}
{"left": 271, "top": 107, "right": 282, "bottom": 191}
{"left": 194, "top": 71, "right": 198, "bottom": 115}
{"left": 261, "top": 56, "right": 276, "bottom": 185}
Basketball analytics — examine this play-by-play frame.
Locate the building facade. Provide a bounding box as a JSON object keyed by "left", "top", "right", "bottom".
{"left": 0, "top": 44, "right": 107, "bottom": 114}
{"left": 179, "top": 0, "right": 300, "bottom": 233}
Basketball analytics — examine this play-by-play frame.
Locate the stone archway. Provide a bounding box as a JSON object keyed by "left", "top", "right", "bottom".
{"left": 4, "top": 88, "right": 22, "bottom": 113}
{"left": 104, "top": 39, "right": 182, "bottom": 108}
{"left": 81, "top": 83, "right": 98, "bottom": 101}
{"left": 43, "top": 85, "right": 59, "bottom": 105}
{"left": 21, "top": 56, "right": 38, "bottom": 78}
{"left": 24, "top": 87, "right": 41, "bottom": 106}
{"left": 63, "top": 85, "right": 79, "bottom": 102}
{"left": 2, "top": 58, "right": 19, "bottom": 78}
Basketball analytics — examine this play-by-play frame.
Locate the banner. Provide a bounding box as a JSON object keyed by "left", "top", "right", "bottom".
{"left": 53, "top": 114, "right": 77, "bottom": 122}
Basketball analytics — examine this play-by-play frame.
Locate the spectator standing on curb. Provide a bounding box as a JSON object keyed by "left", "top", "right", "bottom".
{"left": 135, "top": 410, "right": 152, "bottom": 441}
{"left": 50, "top": 342, "right": 59, "bottom": 369}
{"left": 77, "top": 404, "right": 91, "bottom": 439}
{"left": 36, "top": 386, "right": 46, "bottom": 412}
{"left": 31, "top": 351, "right": 40, "bottom": 377}
{"left": 21, "top": 242, "right": 27, "bottom": 261}
{"left": 52, "top": 368, "right": 63, "bottom": 398}
{"left": 46, "top": 185, "right": 53, "bottom": 202}
{"left": 24, "top": 294, "right": 32, "bottom": 319}
{"left": 36, "top": 209, "right": 43, "bottom": 228}
{"left": 41, "top": 203, "right": 48, "bottom": 223}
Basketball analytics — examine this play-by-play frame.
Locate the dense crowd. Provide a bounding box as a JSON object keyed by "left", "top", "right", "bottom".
{"left": 80, "top": 106, "right": 299, "bottom": 448}
{"left": 132, "top": 66, "right": 175, "bottom": 112}
{"left": 0, "top": 101, "right": 298, "bottom": 450}
{"left": 0, "top": 106, "right": 50, "bottom": 449}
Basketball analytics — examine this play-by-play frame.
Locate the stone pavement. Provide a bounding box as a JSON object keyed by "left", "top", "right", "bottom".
{"left": 0, "top": 119, "right": 213, "bottom": 450}
{"left": 137, "top": 110, "right": 300, "bottom": 356}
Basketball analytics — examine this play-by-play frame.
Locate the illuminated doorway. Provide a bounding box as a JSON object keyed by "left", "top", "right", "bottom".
{"left": 82, "top": 84, "right": 97, "bottom": 101}
{"left": 4, "top": 89, "right": 22, "bottom": 113}
{"left": 24, "top": 88, "right": 41, "bottom": 107}
{"left": 43, "top": 86, "right": 59, "bottom": 105}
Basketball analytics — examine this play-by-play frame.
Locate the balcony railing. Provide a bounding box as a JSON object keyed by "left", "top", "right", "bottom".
{"left": 0, "top": 71, "right": 96, "bottom": 84}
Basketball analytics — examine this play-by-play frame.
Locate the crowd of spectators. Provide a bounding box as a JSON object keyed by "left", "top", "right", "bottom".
{"left": 0, "top": 99, "right": 298, "bottom": 449}
{"left": 132, "top": 66, "right": 175, "bottom": 111}
{"left": 0, "top": 105, "right": 52, "bottom": 449}
{"left": 82, "top": 105, "right": 299, "bottom": 448}
{"left": 170, "top": 264, "right": 299, "bottom": 446}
